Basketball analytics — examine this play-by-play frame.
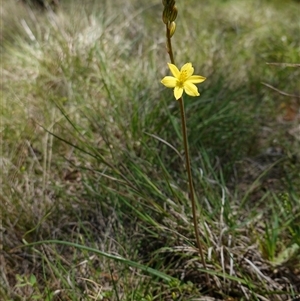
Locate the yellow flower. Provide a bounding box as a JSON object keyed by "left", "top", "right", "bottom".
{"left": 161, "top": 62, "right": 206, "bottom": 100}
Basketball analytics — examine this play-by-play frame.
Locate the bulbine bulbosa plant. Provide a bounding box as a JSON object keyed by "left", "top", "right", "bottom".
{"left": 160, "top": 0, "right": 210, "bottom": 287}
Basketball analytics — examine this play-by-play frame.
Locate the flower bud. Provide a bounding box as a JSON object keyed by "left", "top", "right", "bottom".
{"left": 169, "top": 21, "right": 176, "bottom": 37}
{"left": 166, "top": 0, "right": 176, "bottom": 8}
{"left": 162, "top": 8, "right": 169, "bottom": 24}
{"left": 169, "top": 6, "right": 178, "bottom": 22}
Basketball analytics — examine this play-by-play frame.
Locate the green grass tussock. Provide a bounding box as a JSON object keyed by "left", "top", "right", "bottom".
{"left": 1, "top": 0, "right": 299, "bottom": 300}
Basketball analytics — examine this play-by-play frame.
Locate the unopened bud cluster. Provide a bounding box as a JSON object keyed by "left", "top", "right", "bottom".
{"left": 162, "top": 0, "right": 178, "bottom": 37}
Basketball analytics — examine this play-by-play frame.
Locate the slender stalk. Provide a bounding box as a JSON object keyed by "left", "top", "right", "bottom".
{"left": 178, "top": 98, "right": 210, "bottom": 285}
{"left": 166, "top": 25, "right": 175, "bottom": 65}
{"left": 165, "top": 23, "right": 210, "bottom": 286}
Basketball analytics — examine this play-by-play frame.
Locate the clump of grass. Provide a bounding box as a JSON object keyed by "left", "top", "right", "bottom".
{"left": 1, "top": 0, "right": 299, "bottom": 300}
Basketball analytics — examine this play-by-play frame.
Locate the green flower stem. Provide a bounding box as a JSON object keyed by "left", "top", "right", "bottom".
{"left": 166, "top": 25, "right": 175, "bottom": 66}
{"left": 165, "top": 23, "right": 210, "bottom": 287}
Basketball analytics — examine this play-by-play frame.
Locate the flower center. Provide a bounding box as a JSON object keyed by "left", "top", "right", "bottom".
{"left": 178, "top": 70, "right": 188, "bottom": 86}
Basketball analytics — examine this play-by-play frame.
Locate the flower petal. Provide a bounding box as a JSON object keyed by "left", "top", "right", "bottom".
{"left": 174, "top": 86, "right": 183, "bottom": 100}
{"left": 168, "top": 63, "right": 180, "bottom": 78}
{"left": 161, "top": 76, "right": 177, "bottom": 88}
{"left": 181, "top": 62, "right": 194, "bottom": 77}
{"left": 184, "top": 81, "right": 200, "bottom": 97}
{"left": 188, "top": 75, "right": 206, "bottom": 84}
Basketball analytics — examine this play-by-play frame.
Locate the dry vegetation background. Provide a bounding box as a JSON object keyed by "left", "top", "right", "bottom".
{"left": 1, "top": 0, "right": 300, "bottom": 300}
